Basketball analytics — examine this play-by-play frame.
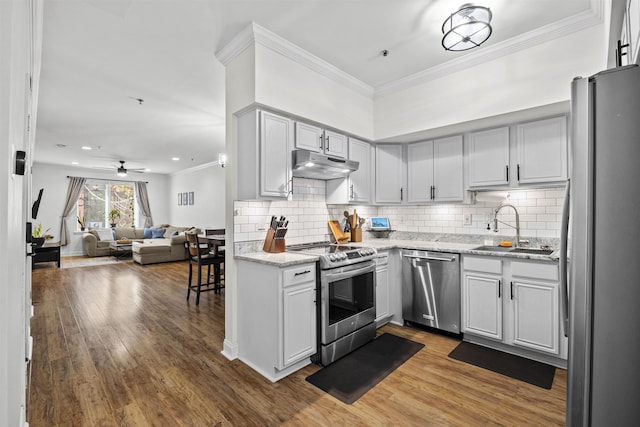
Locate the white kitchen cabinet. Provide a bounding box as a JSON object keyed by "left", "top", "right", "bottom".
{"left": 462, "top": 255, "right": 563, "bottom": 360}
{"left": 468, "top": 117, "right": 568, "bottom": 189}
{"left": 516, "top": 116, "right": 568, "bottom": 184}
{"left": 237, "top": 260, "right": 317, "bottom": 381}
{"left": 408, "top": 135, "right": 463, "bottom": 203}
{"left": 510, "top": 260, "right": 560, "bottom": 355}
{"left": 375, "top": 251, "right": 390, "bottom": 326}
{"left": 326, "top": 137, "right": 372, "bottom": 204}
{"left": 237, "top": 109, "right": 292, "bottom": 200}
{"left": 294, "top": 121, "right": 347, "bottom": 158}
{"left": 468, "top": 126, "right": 510, "bottom": 187}
{"left": 375, "top": 144, "right": 405, "bottom": 204}
{"left": 462, "top": 257, "right": 503, "bottom": 340}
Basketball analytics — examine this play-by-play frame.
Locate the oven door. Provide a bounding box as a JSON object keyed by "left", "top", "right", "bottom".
{"left": 320, "top": 260, "right": 376, "bottom": 345}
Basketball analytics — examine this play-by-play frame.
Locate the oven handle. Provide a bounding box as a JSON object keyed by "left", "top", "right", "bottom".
{"left": 323, "top": 262, "right": 375, "bottom": 282}
{"left": 403, "top": 254, "right": 456, "bottom": 262}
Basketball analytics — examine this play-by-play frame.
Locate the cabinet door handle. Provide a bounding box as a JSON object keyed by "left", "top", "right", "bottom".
{"left": 431, "top": 185, "right": 435, "bottom": 200}
{"left": 498, "top": 280, "right": 502, "bottom": 298}
{"left": 326, "top": 135, "right": 330, "bottom": 152}
{"left": 506, "top": 165, "right": 509, "bottom": 182}
{"left": 400, "top": 187, "right": 403, "bottom": 201}
{"left": 350, "top": 184, "right": 354, "bottom": 200}
{"left": 319, "top": 135, "right": 323, "bottom": 150}
{"left": 517, "top": 164, "right": 521, "bottom": 182}
{"left": 294, "top": 270, "right": 311, "bottom": 276}
{"left": 510, "top": 281, "right": 514, "bottom": 300}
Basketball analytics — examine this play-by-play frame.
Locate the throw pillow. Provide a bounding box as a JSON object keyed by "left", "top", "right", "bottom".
{"left": 151, "top": 228, "right": 166, "bottom": 238}
{"left": 143, "top": 227, "right": 153, "bottom": 239}
{"left": 96, "top": 229, "right": 114, "bottom": 241}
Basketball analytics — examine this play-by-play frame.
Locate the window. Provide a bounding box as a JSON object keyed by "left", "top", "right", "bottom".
{"left": 77, "top": 180, "right": 137, "bottom": 230}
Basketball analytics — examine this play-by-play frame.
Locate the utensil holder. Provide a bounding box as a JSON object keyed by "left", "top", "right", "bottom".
{"left": 351, "top": 228, "right": 362, "bottom": 242}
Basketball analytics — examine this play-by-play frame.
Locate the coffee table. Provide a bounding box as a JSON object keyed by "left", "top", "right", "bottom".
{"left": 110, "top": 242, "right": 133, "bottom": 261}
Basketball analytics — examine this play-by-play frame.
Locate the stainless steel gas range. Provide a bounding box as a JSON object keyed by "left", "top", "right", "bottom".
{"left": 287, "top": 242, "right": 377, "bottom": 365}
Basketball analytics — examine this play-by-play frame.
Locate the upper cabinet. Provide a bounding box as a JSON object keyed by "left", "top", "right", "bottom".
{"left": 237, "top": 109, "right": 293, "bottom": 200}
{"left": 467, "top": 116, "right": 567, "bottom": 189}
{"left": 408, "top": 135, "right": 463, "bottom": 203}
{"left": 620, "top": 0, "right": 640, "bottom": 65}
{"left": 326, "top": 137, "right": 372, "bottom": 204}
{"left": 294, "top": 122, "right": 347, "bottom": 158}
{"left": 468, "top": 127, "right": 510, "bottom": 187}
{"left": 516, "top": 117, "right": 567, "bottom": 184}
{"left": 375, "top": 144, "right": 405, "bottom": 204}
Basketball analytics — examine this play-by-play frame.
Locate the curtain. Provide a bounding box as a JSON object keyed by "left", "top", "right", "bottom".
{"left": 60, "top": 176, "right": 86, "bottom": 246}
{"left": 136, "top": 181, "right": 153, "bottom": 228}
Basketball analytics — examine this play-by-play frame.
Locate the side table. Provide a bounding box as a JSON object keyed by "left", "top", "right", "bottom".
{"left": 32, "top": 242, "right": 61, "bottom": 268}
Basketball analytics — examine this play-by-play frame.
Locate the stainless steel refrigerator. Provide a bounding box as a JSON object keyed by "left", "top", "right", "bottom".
{"left": 563, "top": 64, "right": 640, "bottom": 426}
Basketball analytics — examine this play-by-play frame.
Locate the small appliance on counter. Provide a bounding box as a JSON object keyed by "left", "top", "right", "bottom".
{"left": 369, "top": 217, "right": 393, "bottom": 238}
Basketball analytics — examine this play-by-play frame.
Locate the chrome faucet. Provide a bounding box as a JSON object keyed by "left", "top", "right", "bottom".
{"left": 493, "top": 203, "right": 527, "bottom": 247}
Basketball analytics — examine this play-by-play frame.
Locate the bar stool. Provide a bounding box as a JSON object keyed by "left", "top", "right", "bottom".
{"left": 185, "top": 233, "right": 224, "bottom": 305}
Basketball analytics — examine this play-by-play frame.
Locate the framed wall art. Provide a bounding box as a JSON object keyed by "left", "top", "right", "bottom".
{"left": 188, "top": 191, "right": 194, "bottom": 205}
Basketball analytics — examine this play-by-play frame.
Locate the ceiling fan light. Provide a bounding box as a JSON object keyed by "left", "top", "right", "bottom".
{"left": 442, "top": 4, "right": 492, "bottom": 52}
{"left": 117, "top": 170, "right": 127, "bottom": 177}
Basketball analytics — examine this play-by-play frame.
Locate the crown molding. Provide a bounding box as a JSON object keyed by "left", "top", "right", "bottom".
{"left": 374, "top": 6, "right": 604, "bottom": 97}
{"left": 215, "top": 22, "right": 374, "bottom": 97}
{"left": 171, "top": 161, "right": 219, "bottom": 176}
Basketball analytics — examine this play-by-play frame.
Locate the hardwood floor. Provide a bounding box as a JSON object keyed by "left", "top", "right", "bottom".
{"left": 29, "top": 260, "right": 566, "bottom": 426}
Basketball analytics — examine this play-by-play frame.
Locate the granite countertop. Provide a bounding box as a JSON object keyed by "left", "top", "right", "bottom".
{"left": 235, "top": 238, "right": 559, "bottom": 267}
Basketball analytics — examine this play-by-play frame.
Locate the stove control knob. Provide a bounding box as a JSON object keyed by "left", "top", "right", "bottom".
{"left": 329, "top": 254, "right": 336, "bottom": 262}
{"left": 341, "top": 253, "right": 347, "bottom": 260}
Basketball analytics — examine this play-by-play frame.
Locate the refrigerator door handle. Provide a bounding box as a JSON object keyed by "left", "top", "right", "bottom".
{"left": 559, "top": 179, "right": 570, "bottom": 338}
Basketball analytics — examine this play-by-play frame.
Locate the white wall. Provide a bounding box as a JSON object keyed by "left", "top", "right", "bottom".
{"left": 169, "top": 162, "right": 225, "bottom": 230}
{"left": 374, "top": 25, "right": 608, "bottom": 141}
{"left": 31, "top": 163, "right": 171, "bottom": 256}
{"left": 255, "top": 44, "right": 374, "bottom": 139}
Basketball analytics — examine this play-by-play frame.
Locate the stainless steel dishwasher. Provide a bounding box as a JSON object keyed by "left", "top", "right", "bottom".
{"left": 402, "top": 250, "right": 460, "bottom": 335}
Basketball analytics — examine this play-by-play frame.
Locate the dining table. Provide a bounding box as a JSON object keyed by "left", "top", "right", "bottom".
{"left": 198, "top": 234, "right": 225, "bottom": 257}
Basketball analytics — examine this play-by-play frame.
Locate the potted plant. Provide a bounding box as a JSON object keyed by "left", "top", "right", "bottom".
{"left": 77, "top": 215, "right": 85, "bottom": 231}
{"left": 109, "top": 209, "right": 120, "bottom": 228}
{"left": 32, "top": 223, "right": 50, "bottom": 247}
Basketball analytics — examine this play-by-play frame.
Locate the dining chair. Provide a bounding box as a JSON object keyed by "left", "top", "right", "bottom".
{"left": 204, "top": 228, "right": 225, "bottom": 288}
{"left": 185, "top": 232, "right": 224, "bottom": 305}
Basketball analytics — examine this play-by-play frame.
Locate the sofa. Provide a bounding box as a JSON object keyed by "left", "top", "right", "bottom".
{"left": 82, "top": 225, "right": 200, "bottom": 265}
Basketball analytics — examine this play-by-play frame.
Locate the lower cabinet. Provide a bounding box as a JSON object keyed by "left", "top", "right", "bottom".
{"left": 462, "top": 256, "right": 564, "bottom": 360}
{"left": 237, "top": 260, "right": 316, "bottom": 381}
{"left": 375, "top": 251, "right": 390, "bottom": 326}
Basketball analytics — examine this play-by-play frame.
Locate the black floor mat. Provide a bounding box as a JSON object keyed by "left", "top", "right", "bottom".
{"left": 306, "top": 333, "right": 424, "bottom": 404}
{"left": 448, "top": 341, "right": 556, "bottom": 389}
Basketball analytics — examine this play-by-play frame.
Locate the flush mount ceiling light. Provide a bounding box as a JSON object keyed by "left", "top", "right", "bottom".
{"left": 442, "top": 3, "right": 492, "bottom": 52}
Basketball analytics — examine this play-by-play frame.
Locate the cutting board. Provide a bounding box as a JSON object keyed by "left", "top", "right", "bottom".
{"left": 328, "top": 220, "right": 349, "bottom": 244}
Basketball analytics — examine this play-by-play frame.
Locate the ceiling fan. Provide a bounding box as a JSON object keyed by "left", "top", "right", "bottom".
{"left": 115, "top": 160, "right": 145, "bottom": 177}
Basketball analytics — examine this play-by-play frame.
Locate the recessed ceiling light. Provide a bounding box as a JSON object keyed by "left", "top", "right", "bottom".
{"left": 81, "top": 146, "right": 92, "bottom": 150}
{"left": 145, "top": 168, "right": 151, "bottom": 172}
{"left": 172, "top": 157, "right": 180, "bottom": 161}
{"left": 71, "top": 161, "right": 79, "bottom": 165}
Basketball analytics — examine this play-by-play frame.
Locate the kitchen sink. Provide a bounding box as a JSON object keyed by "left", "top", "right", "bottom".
{"left": 510, "top": 247, "right": 554, "bottom": 255}
{"left": 472, "top": 245, "right": 514, "bottom": 252}
{"left": 472, "top": 245, "right": 554, "bottom": 255}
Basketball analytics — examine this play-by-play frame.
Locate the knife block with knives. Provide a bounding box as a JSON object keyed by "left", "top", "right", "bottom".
{"left": 263, "top": 216, "right": 288, "bottom": 253}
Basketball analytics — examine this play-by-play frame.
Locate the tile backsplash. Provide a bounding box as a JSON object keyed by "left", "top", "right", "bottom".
{"left": 234, "top": 178, "right": 565, "bottom": 251}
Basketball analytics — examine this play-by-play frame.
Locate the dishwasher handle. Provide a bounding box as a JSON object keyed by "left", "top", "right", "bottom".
{"left": 403, "top": 254, "right": 457, "bottom": 262}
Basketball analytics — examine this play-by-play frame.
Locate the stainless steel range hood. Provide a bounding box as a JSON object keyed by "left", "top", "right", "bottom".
{"left": 291, "top": 149, "right": 358, "bottom": 180}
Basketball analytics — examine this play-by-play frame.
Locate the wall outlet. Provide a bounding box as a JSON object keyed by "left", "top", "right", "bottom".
{"left": 463, "top": 213, "right": 472, "bottom": 226}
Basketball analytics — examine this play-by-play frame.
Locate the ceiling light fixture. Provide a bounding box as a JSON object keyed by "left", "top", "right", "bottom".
{"left": 442, "top": 3, "right": 492, "bottom": 52}
{"left": 116, "top": 160, "right": 128, "bottom": 177}
{"left": 81, "top": 146, "right": 92, "bottom": 150}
